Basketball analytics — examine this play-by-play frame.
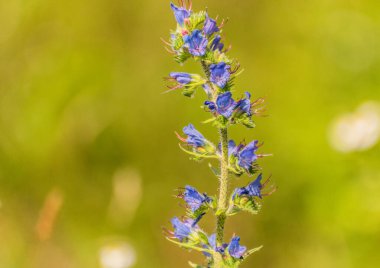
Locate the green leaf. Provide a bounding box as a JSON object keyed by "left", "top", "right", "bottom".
{"left": 202, "top": 117, "right": 216, "bottom": 124}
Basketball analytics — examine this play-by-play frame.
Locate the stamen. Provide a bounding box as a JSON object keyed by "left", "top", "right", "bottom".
{"left": 162, "top": 227, "right": 174, "bottom": 236}
{"left": 160, "top": 37, "right": 172, "bottom": 46}
{"left": 162, "top": 85, "right": 182, "bottom": 94}
{"left": 224, "top": 44, "right": 232, "bottom": 53}
{"left": 219, "top": 17, "right": 229, "bottom": 29}
{"left": 164, "top": 46, "right": 175, "bottom": 54}
{"left": 251, "top": 98, "right": 265, "bottom": 107}
{"left": 261, "top": 174, "right": 272, "bottom": 187}
{"left": 230, "top": 63, "right": 240, "bottom": 74}
{"left": 256, "top": 141, "right": 264, "bottom": 148}
{"left": 175, "top": 131, "right": 187, "bottom": 142}
{"left": 262, "top": 186, "right": 277, "bottom": 196}
{"left": 258, "top": 153, "right": 273, "bottom": 158}
{"left": 173, "top": 193, "right": 183, "bottom": 198}
{"left": 163, "top": 77, "right": 175, "bottom": 81}
{"left": 178, "top": 203, "right": 188, "bottom": 209}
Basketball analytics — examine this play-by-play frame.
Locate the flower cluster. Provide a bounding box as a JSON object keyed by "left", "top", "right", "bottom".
{"left": 227, "top": 173, "right": 276, "bottom": 216}
{"left": 204, "top": 91, "right": 260, "bottom": 127}
{"left": 163, "top": 1, "right": 275, "bottom": 267}
{"left": 227, "top": 139, "right": 265, "bottom": 176}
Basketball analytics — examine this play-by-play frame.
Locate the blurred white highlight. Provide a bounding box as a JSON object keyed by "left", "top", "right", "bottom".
{"left": 99, "top": 241, "right": 136, "bottom": 268}
{"left": 329, "top": 101, "right": 380, "bottom": 152}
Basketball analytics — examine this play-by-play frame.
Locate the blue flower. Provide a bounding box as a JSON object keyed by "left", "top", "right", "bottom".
{"left": 210, "top": 62, "right": 231, "bottom": 88}
{"left": 233, "top": 92, "right": 252, "bottom": 117}
{"left": 216, "top": 92, "right": 236, "bottom": 118}
{"left": 210, "top": 35, "right": 224, "bottom": 51}
{"left": 237, "top": 140, "right": 259, "bottom": 170}
{"left": 227, "top": 236, "right": 247, "bottom": 259}
{"left": 170, "top": 72, "right": 192, "bottom": 84}
{"left": 205, "top": 92, "right": 236, "bottom": 118}
{"left": 183, "top": 124, "right": 206, "bottom": 147}
{"left": 170, "top": 2, "right": 191, "bottom": 26}
{"left": 183, "top": 185, "right": 211, "bottom": 211}
{"left": 171, "top": 217, "right": 196, "bottom": 241}
{"left": 203, "top": 15, "right": 219, "bottom": 35}
{"left": 183, "top": 30, "right": 208, "bottom": 56}
{"left": 228, "top": 140, "right": 246, "bottom": 158}
{"left": 177, "top": 124, "right": 216, "bottom": 156}
{"left": 233, "top": 173, "right": 264, "bottom": 199}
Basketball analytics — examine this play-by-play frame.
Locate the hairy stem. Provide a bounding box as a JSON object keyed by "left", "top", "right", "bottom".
{"left": 217, "top": 127, "right": 229, "bottom": 242}
{"left": 201, "top": 60, "right": 229, "bottom": 267}
{"left": 214, "top": 127, "right": 229, "bottom": 267}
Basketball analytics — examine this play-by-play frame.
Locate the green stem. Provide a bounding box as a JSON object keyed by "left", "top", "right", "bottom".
{"left": 216, "top": 127, "right": 228, "bottom": 242}
{"left": 214, "top": 127, "right": 229, "bottom": 268}
{"left": 201, "top": 60, "right": 229, "bottom": 268}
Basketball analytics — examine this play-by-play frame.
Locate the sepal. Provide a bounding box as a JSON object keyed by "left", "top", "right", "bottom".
{"left": 187, "top": 11, "right": 207, "bottom": 31}
{"left": 233, "top": 114, "right": 256, "bottom": 128}
{"left": 228, "top": 153, "right": 260, "bottom": 176}
{"left": 203, "top": 46, "right": 233, "bottom": 65}
{"left": 171, "top": 31, "right": 184, "bottom": 50}
{"left": 175, "top": 49, "right": 192, "bottom": 64}
{"left": 227, "top": 194, "right": 262, "bottom": 216}
{"left": 210, "top": 115, "right": 228, "bottom": 128}
{"left": 226, "top": 174, "right": 275, "bottom": 216}
{"left": 179, "top": 143, "right": 218, "bottom": 161}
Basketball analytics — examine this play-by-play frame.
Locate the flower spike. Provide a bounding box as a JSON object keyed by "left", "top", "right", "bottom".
{"left": 164, "top": 1, "right": 275, "bottom": 267}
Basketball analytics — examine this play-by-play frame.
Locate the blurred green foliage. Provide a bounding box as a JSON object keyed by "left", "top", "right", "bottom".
{"left": 0, "top": 0, "right": 379, "bottom": 267}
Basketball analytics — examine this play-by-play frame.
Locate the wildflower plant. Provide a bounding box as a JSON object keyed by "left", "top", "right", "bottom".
{"left": 163, "top": 1, "right": 275, "bottom": 267}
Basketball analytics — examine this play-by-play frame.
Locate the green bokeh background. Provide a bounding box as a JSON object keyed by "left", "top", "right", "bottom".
{"left": 0, "top": 0, "right": 379, "bottom": 267}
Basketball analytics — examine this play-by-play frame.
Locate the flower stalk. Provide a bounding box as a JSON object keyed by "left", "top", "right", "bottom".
{"left": 163, "top": 1, "right": 275, "bottom": 267}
